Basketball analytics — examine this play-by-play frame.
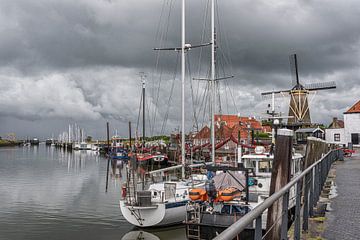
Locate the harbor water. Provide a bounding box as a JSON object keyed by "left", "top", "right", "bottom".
{"left": 0, "top": 145, "right": 186, "bottom": 240}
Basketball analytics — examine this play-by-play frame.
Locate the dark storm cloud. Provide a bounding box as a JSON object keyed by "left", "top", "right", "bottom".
{"left": 0, "top": 0, "right": 359, "bottom": 138}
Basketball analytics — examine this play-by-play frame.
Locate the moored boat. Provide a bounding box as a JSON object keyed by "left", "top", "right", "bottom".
{"left": 120, "top": 179, "right": 206, "bottom": 227}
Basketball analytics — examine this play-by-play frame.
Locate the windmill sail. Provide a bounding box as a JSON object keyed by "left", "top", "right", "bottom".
{"left": 289, "top": 54, "right": 300, "bottom": 87}
{"left": 261, "top": 53, "right": 336, "bottom": 128}
{"left": 305, "top": 81, "right": 336, "bottom": 91}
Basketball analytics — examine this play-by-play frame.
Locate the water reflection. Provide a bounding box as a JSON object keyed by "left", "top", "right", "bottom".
{"left": 122, "top": 227, "right": 186, "bottom": 240}
{"left": 0, "top": 145, "right": 187, "bottom": 240}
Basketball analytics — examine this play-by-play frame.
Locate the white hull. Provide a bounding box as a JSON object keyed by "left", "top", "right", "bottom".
{"left": 120, "top": 200, "right": 187, "bottom": 227}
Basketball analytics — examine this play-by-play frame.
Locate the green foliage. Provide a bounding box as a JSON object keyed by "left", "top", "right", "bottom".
{"left": 254, "top": 132, "right": 271, "bottom": 139}
{"left": 85, "top": 136, "right": 92, "bottom": 142}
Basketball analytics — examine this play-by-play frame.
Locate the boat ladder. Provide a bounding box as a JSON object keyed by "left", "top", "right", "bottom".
{"left": 186, "top": 203, "right": 202, "bottom": 240}
{"left": 126, "top": 170, "right": 137, "bottom": 205}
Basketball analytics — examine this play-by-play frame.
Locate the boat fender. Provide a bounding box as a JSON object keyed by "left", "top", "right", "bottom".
{"left": 121, "top": 186, "right": 127, "bottom": 198}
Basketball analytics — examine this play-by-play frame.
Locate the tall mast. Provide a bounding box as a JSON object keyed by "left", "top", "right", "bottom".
{"left": 211, "top": 0, "right": 215, "bottom": 165}
{"left": 141, "top": 73, "right": 146, "bottom": 151}
{"left": 271, "top": 92, "right": 275, "bottom": 144}
{"left": 181, "top": 0, "right": 186, "bottom": 179}
{"left": 68, "top": 124, "right": 71, "bottom": 143}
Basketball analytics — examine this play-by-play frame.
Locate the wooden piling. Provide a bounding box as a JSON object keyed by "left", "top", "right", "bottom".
{"left": 266, "top": 129, "right": 293, "bottom": 240}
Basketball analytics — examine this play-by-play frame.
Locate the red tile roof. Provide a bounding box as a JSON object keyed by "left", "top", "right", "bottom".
{"left": 345, "top": 100, "right": 360, "bottom": 114}
{"left": 194, "top": 114, "right": 268, "bottom": 141}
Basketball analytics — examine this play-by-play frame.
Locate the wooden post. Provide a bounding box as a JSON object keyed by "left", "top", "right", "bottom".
{"left": 266, "top": 129, "right": 293, "bottom": 240}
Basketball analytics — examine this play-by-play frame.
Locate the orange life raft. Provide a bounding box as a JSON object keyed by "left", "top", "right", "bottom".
{"left": 218, "top": 187, "right": 241, "bottom": 201}
{"left": 189, "top": 188, "right": 208, "bottom": 201}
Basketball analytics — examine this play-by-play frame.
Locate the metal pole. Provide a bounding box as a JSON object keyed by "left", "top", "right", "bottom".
{"left": 105, "top": 122, "right": 110, "bottom": 193}
{"left": 142, "top": 77, "right": 145, "bottom": 151}
{"left": 181, "top": 0, "right": 186, "bottom": 179}
{"left": 294, "top": 182, "right": 301, "bottom": 240}
{"left": 245, "top": 170, "right": 249, "bottom": 205}
{"left": 129, "top": 121, "right": 132, "bottom": 150}
{"left": 255, "top": 215, "right": 262, "bottom": 240}
{"left": 211, "top": 0, "right": 215, "bottom": 165}
{"left": 309, "top": 168, "right": 315, "bottom": 217}
{"left": 280, "top": 191, "right": 289, "bottom": 240}
{"left": 303, "top": 172, "right": 310, "bottom": 231}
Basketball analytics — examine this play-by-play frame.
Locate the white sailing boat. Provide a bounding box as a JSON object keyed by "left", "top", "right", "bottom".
{"left": 120, "top": 0, "right": 216, "bottom": 227}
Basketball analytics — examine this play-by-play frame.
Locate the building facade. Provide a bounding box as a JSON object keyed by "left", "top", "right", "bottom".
{"left": 325, "top": 100, "right": 360, "bottom": 146}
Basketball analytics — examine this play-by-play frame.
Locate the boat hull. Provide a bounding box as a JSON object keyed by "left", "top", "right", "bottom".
{"left": 120, "top": 200, "right": 187, "bottom": 227}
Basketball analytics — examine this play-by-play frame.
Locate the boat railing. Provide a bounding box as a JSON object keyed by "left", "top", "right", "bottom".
{"left": 213, "top": 149, "right": 343, "bottom": 240}
{"left": 148, "top": 162, "right": 213, "bottom": 176}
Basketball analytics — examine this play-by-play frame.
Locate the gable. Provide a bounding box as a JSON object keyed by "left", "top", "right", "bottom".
{"left": 345, "top": 100, "right": 360, "bottom": 114}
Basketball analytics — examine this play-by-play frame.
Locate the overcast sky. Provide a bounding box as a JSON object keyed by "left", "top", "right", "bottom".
{"left": 0, "top": 0, "right": 359, "bottom": 140}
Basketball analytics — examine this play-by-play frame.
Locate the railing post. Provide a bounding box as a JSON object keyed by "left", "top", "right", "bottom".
{"left": 314, "top": 164, "right": 320, "bottom": 203}
{"left": 302, "top": 172, "right": 310, "bottom": 231}
{"left": 280, "top": 191, "right": 289, "bottom": 240}
{"left": 255, "top": 215, "right": 262, "bottom": 240}
{"left": 309, "top": 168, "right": 314, "bottom": 217}
{"left": 294, "top": 182, "right": 301, "bottom": 240}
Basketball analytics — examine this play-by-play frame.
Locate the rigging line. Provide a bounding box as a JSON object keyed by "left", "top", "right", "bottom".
{"left": 196, "top": 66, "right": 211, "bottom": 123}
{"left": 160, "top": 52, "right": 180, "bottom": 135}
{"left": 151, "top": 0, "right": 167, "bottom": 103}
{"left": 150, "top": 0, "right": 173, "bottom": 133}
{"left": 216, "top": 1, "right": 234, "bottom": 75}
{"left": 226, "top": 79, "right": 239, "bottom": 114}
{"left": 187, "top": 53, "right": 199, "bottom": 132}
{"left": 195, "top": 0, "right": 210, "bottom": 106}
{"left": 151, "top": 0, "right": 175, "bottom": 135}
{"left": 136, "top": 86, "right": 143, "bottom": 140}
{"left": 200, "top": 82, "right": 210, "bottom": 128}
{"left": 150, "top": 0, "right": 172, "bottom": 135}
{"left": 196, "top": 81, "right": 209, "bottom": 125}
{"left": 224, "top": 79, "right": 229, "bottom": 114}
{"left": 217, "top": 81, "right": 222, "bottom": 114}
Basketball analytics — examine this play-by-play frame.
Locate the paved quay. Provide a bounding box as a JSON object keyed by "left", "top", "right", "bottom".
{"left": 323, "top": 153, "right": 360, "bottom": 240}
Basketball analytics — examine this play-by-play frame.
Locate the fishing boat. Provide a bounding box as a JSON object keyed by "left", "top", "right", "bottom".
{"left": 110, "top": 136, "right": 129, "bottom": 161}
{"left": 137, "top": 152, "right": 169, "bottom": 166}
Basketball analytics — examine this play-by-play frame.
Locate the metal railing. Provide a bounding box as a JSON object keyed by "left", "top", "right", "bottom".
{"left": 214, "top": 149, "right": 343, "bottom": 240}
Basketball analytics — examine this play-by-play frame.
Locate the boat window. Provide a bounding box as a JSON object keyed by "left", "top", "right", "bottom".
{"left": 258, "top": 161, "right": 272, "bottom": 173}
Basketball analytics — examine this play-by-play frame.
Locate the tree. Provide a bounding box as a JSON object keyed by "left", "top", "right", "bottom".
{"left": 86, "top": 136, "right": 92, "bottom": 142}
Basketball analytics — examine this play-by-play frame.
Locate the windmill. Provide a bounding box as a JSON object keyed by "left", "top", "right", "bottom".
{"left": 261, "top": 54, "right": 336, "bottom": 128}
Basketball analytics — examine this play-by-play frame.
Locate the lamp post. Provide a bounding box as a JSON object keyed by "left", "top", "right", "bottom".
{"left": 269, "top": 118, "right": 280, "bottom": 156}
{"left": 274, "top": 119, "right": 280, "bottom": 141}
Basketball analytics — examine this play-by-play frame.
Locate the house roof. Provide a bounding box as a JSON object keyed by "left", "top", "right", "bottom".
{"left": 328, "top": 117, "right": 344, "bottom": 129}
{"left": 345, "top": 100, "right": 360, "bottom": 114}
{"left": 194, "top": 114, "right": 269, "bottom": 140}
{"left": 295, "top": 127, "right": 324, "bottom": 133}
{"left": 214, "top": 114, "right": 263, "bottom": 129}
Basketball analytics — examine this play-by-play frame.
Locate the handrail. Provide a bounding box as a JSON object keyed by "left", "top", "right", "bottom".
{"left": 213, "top": 149, "right": 340, "bottom": 240}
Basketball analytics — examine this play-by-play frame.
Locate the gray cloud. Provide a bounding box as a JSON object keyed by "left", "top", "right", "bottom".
{"left": 0, "top": 0, "right": 359, "bottom": 139}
